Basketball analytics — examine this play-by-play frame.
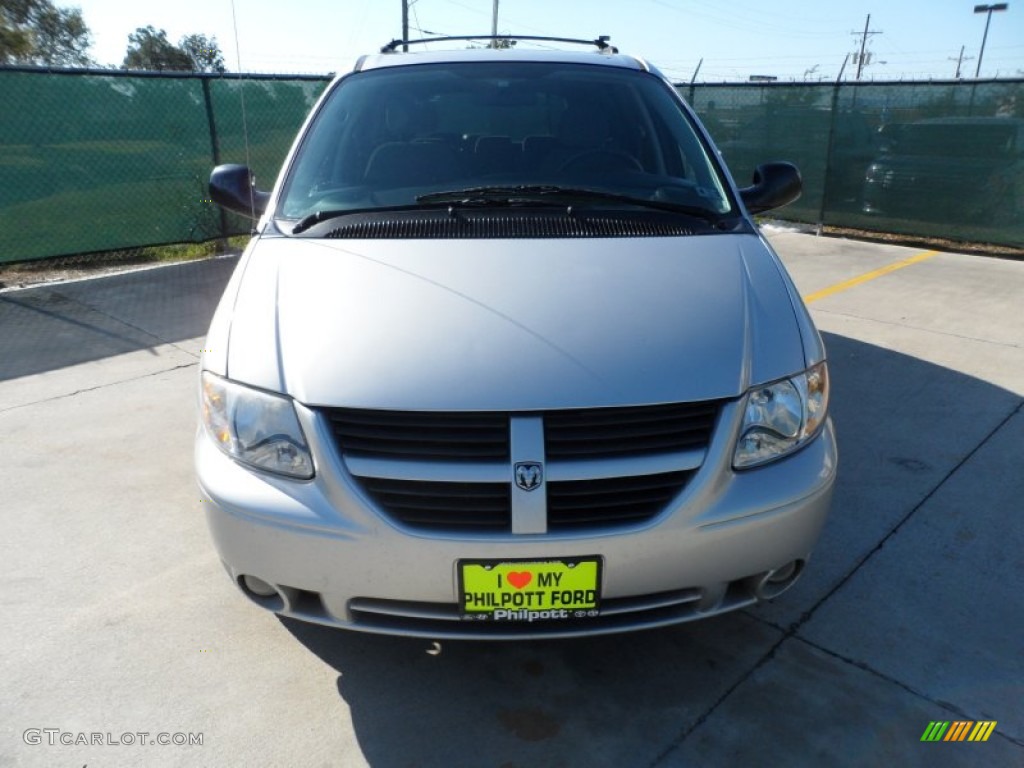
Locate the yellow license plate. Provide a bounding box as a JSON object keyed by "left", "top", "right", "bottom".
{"left": 458, "top": 557, "right": 602, "bottom": 622}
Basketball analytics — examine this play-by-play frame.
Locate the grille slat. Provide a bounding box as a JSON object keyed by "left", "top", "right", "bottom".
{"left": 359, "top": 478, "right": 510, "bottom": 530}
{"left": 338, "top": 440, "right": 501, "bottom": 459}
{"left": 548, "top": 472, "right": 692, "bottom": 529}
{"left": 547, "top": 432, "right": 708, "bottom": 457}
{"left": 343, "top": 586, "right": 744, "bottom": 638}
{"left": 550, "top": 488, "right": 679, "bottom": 510}
{"left": 545, "top": 403, "right": 718, "bottom": 460}
{"left": 325, "top": 409, "right": 508, "bottom": 461}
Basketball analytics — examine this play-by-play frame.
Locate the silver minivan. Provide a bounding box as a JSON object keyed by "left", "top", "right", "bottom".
{"left": 197, "top": 37, "right": 836, "bottom": 638}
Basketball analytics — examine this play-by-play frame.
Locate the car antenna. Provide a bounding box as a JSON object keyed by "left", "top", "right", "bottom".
{"left": 230, "top": 0, "right": 257, "bottom": 224}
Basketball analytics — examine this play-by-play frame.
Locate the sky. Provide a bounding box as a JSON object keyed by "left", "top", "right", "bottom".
{"left": 69, "top": 0, "right": 1024, "bottom": 82}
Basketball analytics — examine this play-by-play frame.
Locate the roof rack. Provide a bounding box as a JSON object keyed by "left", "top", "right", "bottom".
{"left": 380, "top": 35, "right": 618, "bottom": 55}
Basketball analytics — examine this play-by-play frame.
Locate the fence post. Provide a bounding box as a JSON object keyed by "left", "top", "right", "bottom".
{"left": 817, "top": 79, "right": 845, "bottom": 235}
{"left": 201, "top": 75, "right": 230, "bottom": 244}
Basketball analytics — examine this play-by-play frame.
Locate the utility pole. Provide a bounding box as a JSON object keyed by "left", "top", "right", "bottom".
{"left": 491, "top": 0, "right": 499, "bottom": 48}
{"left": 973, "top": 4, "right": 1009, "bottom": 78}
{"left": 689, "top": 58, "right": 703, "bottom": 84}
{"left": 851, "top": 13, "right": 882, "bottom": 80}
{"left": 401, "top": 0, "right": 409, "bottom": 51}
{"left": 950, "top": 45, "right": 974, "bottom": 78}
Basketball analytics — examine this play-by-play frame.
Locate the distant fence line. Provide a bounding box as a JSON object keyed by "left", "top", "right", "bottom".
{"left": 685, "top": 78, "right": 1023, "bottom": 248}
{"left": 0, "top": 68, "right": 1021, "bottom": 264}
{"left": 0, "top": 67, "right": 329, "bottom": 264}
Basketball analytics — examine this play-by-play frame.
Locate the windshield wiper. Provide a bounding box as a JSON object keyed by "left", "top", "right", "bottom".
{"left": 290, "top": 195, "right": 550, "bottom": 234}
{"left": 291, "top": 203, "right": 444, "bottom": 235}
{"left": 291, "top": 207, "right": 372, "bottom": 234}
{"left": 416, "top": 185, "right": 723, "bottom": 223}
{"left": 292, "top": 185, "right": 725, "bottom": 234}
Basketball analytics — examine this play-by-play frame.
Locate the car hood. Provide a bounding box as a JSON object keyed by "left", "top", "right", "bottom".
{"left": 225, "top": 233, "right": 807, "bottom": 410}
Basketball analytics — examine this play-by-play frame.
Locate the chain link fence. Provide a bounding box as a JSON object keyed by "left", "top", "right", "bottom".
{"left": 0, "top": 67, "right": 329, "bottom": 266}
{"left": 0, "top": 68, "right": 1020, "bottom": 267}
{"left": 688, "top": 79, "right": 1024, "bottom": 248}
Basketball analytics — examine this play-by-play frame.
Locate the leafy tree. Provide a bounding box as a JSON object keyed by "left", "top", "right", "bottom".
{"left": 0, "top": 0, "right": 92, "bottom": 66}
{"left": 122, "top": 26, "right": 226, "bottom": 73}
{"left": 123, "top": 26, "right": 193, "bottom": 71}
{"left": 467, "top": 38, "right": 516, "bottom": 50}
{"left": 31, "top": 2, "right": 90, "bottom": 64}
{"left": 179, "top": 33, "right": 225, "bottom": 73}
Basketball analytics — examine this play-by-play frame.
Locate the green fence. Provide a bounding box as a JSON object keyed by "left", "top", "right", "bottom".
{"left": 0, "top": 69, "right": 1021, "bottom": 265}
{"left": 0, "top": 68, "right": 329, "bottom": 264}
{"left": 688, "top": 80, "right": 1024, "bottom": 247}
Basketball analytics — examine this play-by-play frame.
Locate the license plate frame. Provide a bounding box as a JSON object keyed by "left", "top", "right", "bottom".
{"left": 458, "top": 556, "right": 602, "bottom": 622}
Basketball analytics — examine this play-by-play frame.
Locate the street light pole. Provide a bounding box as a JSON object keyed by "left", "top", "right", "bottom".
{"left": 491, "top": 0, "right": 499, "bottom": 48}
{"left": 401, "top": 0, "right": 409, "bottom": 52}
{"left": 973, "top": 3, "right": 1008, "bottom": 78}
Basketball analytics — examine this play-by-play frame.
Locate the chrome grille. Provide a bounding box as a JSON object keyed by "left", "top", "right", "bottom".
{"left": 321, "top": 402, "right": 720, "bottom": 534}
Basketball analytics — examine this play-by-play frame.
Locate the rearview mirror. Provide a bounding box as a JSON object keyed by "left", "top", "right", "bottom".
{"left": 739, "top": 162, "right": 802, "bottom": 215}
{"left": 209, "top": 164, "right": 270, "bottom": 219}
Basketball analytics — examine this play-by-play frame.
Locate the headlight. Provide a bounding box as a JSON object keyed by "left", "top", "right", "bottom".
{"left": 733, "top": 361, "right": 829, "bottom": 469}
{"left": 200, "top": 371, "right": 314, "bottom": 479}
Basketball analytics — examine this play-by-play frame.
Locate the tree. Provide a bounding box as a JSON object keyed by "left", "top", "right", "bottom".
{"left": 0, "top": 0, "right": 92, "bottom": 66}
{"left": 179, "top": 33, "right": 225, "bottom": 73}
{"left": 31, "top": 2, "right": 90, "bottom": 64}
{"left": 122, "top": 26, "right": 226, "bottom": 73}
{"left": 466, "top": 38, "right": 516, "bottom": 50}
{"left": 123, "top": 26, "right": 193, "bottom": 71}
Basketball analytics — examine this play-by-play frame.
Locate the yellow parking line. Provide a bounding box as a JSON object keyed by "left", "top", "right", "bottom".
{"left": 804, "top": 250, "right": 939, "bottom": 304}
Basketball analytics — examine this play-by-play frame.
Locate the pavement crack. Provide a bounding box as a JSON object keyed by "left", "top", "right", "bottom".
{"left": 786, "top": 398, "right": 1023, "bottom": 634}
{"left": 50, "top": 287, "right": 173, "bottom": 349}
{"left": 814, "top": 309, "right": 1022, "bottom": 350}
{"left": 794, "top": 635, "right": 1024, "bottom": 748}
{"left": 0, "top": 362, "right": 198, "bottom": 413}
{"left": 649, "top": 627, "right": 793, "bottom": 767}
{"left": 649, "top": 399, "right": 1023, "bottom": 765}
{"left": 47, "top": 288, "right": 202, "bottom": 360}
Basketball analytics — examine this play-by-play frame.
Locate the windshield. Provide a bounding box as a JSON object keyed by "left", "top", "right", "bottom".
{"left": 277, "top": 61, "right": 733, "bottom": 221}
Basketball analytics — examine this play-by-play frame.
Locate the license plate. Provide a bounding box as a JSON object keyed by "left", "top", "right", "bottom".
{"left": 458, "top": 557, "right": 602, "bottom": 622}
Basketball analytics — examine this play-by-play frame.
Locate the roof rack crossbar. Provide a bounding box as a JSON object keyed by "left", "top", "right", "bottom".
{"left": 380, "top": 35, "right": 617, "bottom": 54}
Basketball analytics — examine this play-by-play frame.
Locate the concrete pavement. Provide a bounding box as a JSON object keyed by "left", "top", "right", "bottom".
{"left": 0, "top": 232, "right": 1021, "bottom": 767}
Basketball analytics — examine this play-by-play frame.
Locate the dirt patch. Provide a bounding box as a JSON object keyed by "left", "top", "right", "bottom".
{"left": 0, "top": 258, "right": 159, "bottom": 290}
{"left": 818, "top": 225, "right": 1024, "bottom": 260}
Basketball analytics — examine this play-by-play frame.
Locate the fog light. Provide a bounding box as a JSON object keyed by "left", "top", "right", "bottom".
{"left": 766, "top": 561, "right": 798, "bottom": 584}
{"left": 754, "top": 560, "right": 804, "bottom": 600}
{"left": 241, "top": 575, "right": 277, "bottom": 597}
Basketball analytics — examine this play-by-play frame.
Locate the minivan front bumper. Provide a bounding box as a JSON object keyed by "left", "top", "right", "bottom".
{"left": 196, "top": 401, "right": 836, "bottom": 639}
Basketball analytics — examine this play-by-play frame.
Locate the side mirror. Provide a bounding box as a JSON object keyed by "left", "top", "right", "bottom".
{"left": 739, "top": 162, "right": 802, "bottom": 215}
{"left": 209, "top": 164, "right": 270, "bottom": 219}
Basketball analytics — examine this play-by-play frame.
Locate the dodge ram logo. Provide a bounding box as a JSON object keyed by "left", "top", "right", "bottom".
{"left": 514, "top": 462, "right": 543, "bottom": 492}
